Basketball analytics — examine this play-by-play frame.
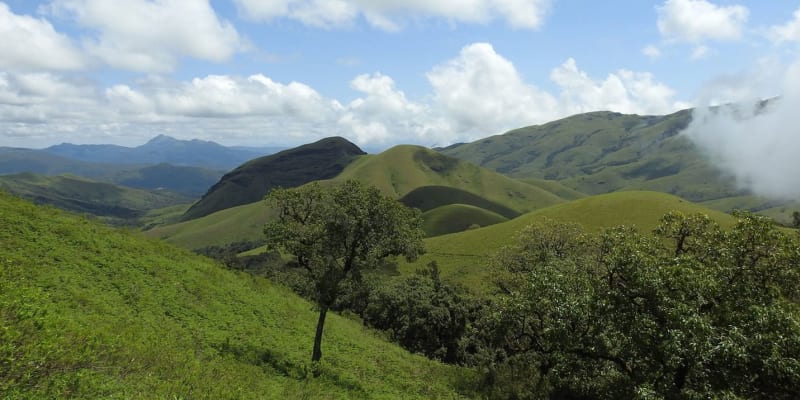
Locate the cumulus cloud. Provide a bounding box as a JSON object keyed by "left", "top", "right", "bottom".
{"left": 0, "top": 3, "right": 85, "bottom": 70}
{"left": 1, "top": 42, "right": 687, "bottom": 149}
{"left": 768, "top": 7, "right": 800, "bottom": 44}
{"left": 234, "top": 0, "right": 551, "bottom": 30}
{"left": 44, "top": 0, "right": 245, "bottom": 72}
{"left": 657, "top": 0, "right": 748, "bottom": 43}
{"left": 682, "top": 60, "right": 800, "bottom": 199}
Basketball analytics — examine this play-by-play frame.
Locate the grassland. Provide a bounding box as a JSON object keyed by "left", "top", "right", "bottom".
{"left": 421, "top": 204, "right": 509, "bottom": 237}
{"left": 148, "top": 144, "right": 570, "bottom": 250}
{"left": 402, "top": 191, "right": 738, "bottom": 292}
{"left": 0, "top": 191, "right": 473, "bottom": 399}
{"left": 0, "top": 173, "right": 192, "bottom": 225}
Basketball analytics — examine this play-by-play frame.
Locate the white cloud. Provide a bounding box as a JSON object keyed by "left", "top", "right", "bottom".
{"left": 0, "top": 3, "right": 85, "bottom": 71}
{"left": 768, "top": 7, "right": 800, "bottom": 44}
{"left": 642, "top": 44, "right": 662, "bottom": 60}
{"left": 657, "top": 0, "right": 748, "bottom": 43}
{"left": 427, "top": 42, "right": 558, "bottom": 139}
{"left": 682, "top": 60, "right": 800, "bottom": 199}
{"left": 1, "top": 42, "right": 687, "bottom": 149}
{"left": 234, "top": 0, "right": 551, "bottom": 30}
{"left": 45, "top": 0, "right": 245, "bottom": 72}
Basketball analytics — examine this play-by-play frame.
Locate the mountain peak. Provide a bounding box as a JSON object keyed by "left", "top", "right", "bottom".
{"left": 145, "top": 134, "right": 179, "bottom": 145}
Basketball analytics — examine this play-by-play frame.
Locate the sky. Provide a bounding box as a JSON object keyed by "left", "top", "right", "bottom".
{"left": 1, "top": 0, "right": 799, "bottom": 150}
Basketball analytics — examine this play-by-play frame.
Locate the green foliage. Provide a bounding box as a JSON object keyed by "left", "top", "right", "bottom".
{"left": 182, "top": 137, "right": 365, "bottom": 221}
{"left": 264, "top": 180, "right": 426, "bottom": 362}
{"left": 364, "top": 262, "right": 477, "bottom": 363}
{"left": 475, "top": 212, "right": 800, "bottom": 399}
{"left": 0, "top": 191, "right": 473, "bottom": 398}
{"left": 0, "top": 173, "right": 192, "bottom": 225}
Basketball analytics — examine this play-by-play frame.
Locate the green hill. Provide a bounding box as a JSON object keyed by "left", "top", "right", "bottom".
{"left": 421, "top": 204, "right": 509, "bottom": 237}
{"left": 335, "top": 145, "right": 565, "bottom": 213}
{"left": 0, "top": 173, "right": 192, "bottom": 224}
{"left": 182, "top": 137, "right": 366, "bottom": 221}
{"left": 404, "top": 191, "right": 737, "bottom": 291}
{"left": 440, "top": 110, "right": 752, "bottom": 204}
{"left": 399, "top": 185, "right": 519, "bottom": 218}
{"left": 0, "top": 191, "right": 472, "bottom": 399}
{"left": 149, "top": 145, "right": 568, "bottom": 250}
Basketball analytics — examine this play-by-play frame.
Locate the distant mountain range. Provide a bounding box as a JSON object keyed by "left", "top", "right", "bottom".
{"left": 44, "top": 134, "right": 284, "bottom": 170}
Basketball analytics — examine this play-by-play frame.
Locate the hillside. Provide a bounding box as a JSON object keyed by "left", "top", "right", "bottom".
{"left": 440, "top": 110, "right": 752, "bottom": 204}
{"left": 112, "top": 163, "right": 223, "bottom": 197}
{"left": 45, "top": 134, "right": 281, "bottom": 170}
{"left": 334, "top": 145, "right": 566, "bottom": 213}
{"left": 181, "top": 137, "right": 366, "bottom": 221}
{"left": 403, "top": 191, "right": 738, "bottom": 292}
{"left": 152, "top": 145, "right": 570, "bottom": 250}
{"left": 0, "top": 192, "right": 472, "bottom": 399}
{"left": 0, "top": 173, "right": 192, "bottom": 224}
{"left": 421, "top": 204, "right": 509, "bottom": 237}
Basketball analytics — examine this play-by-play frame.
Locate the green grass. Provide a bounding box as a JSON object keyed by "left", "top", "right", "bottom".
{"left": 421, "top": 204, "right": 509, "bottom": 237}
{"left": 440, "top": 110, "right": 764, "bottom": 208}
{"left": 149, "top": 144, "right": 568, "bottom": 250}
{"left": 0, "top": 173, "right": 192, "bottom": 225}
{"left": 402, "top": 191, "right": 738, "bottom": 292}
{"left": 0, "top": 191, "right": 474, "bottom": 399}
{"left": 335, "top": 145, "right": 565, "bottom": 214}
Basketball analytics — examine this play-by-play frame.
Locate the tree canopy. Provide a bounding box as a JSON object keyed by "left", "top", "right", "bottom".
{"left": 264, "top": 180, "right": 425, "bottom": 363}
{"left": 477, "top": 212, "right": 800, "bottom": 399}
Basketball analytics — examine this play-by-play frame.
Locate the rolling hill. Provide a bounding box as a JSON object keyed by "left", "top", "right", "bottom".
{"left": 0, "top": 191, "right": 472, "bottom": 399}
{"left": 181, "top": 137, "right": 367, "bottom": 221}
{"left": 439, "top": 110, "right": 750, "bottom": 204}
{"left": 401, "top": 191, "right": 738, "bottom": 292}
{"left": 420, "top": 204, "right": 509, "bottom": 237}
{"left": 0, "top": 173, "right": 192, "bottom": 224}
{"left": 151, "top": 144, "right": 572, "bottom": 250}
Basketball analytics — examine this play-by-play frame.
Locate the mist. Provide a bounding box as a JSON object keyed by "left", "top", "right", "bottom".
{"left": 682, "top": 60, "right": 800, "bottom": 200}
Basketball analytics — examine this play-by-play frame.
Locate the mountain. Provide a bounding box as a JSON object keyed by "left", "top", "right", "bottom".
{"left": 440, "top": 110, "right": 750, "bottom": 204}
{"left": 112, "top": 163, "right": 222, "bottom": 197}
{"left": 181, "top": 136, "right": 367, "bottom": 221}
{"left": 0, "top": 192, "right": 470, "bottom": 398}
{"left": 44, "top": 134, "right": 283, "bottom": 169}
{"left": 0, "top": 173, "right": 192, "bottom": 224}
{"left": 151, "top": 144, "right": 572, "bottom": 250}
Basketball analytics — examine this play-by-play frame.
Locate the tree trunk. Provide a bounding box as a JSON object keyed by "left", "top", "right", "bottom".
{"left": 311, "top": 305, "right": 328, "bottom": 364}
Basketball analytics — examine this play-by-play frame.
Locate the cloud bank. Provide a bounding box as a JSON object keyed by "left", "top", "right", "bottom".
{"left": 682, "top": 61, "right": 800, "bottom": 199}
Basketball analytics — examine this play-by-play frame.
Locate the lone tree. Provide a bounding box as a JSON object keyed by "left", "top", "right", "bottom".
{"left": 264, "top": 180, "right": 424, "bottom": 363}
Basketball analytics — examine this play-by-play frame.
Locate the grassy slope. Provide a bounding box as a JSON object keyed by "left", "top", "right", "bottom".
{"left": 182, "top": 137, "right": 365, "bottom": 221}
{"left": 0, "top": 173, "right": 192, "bottom": 223}
{"left": 148, "top": 145, "right": 567, "bottom": 250}
{"left": 403, "top": 191, "right": 737, "bottom": 292}
{"left": 421, "top": 204, "right": 509, "bottom": 237}
{"left": 440, "top": 110, "right": 751, "bottom": 205}
{"left": 335, "top": 145, "right": 564, "bottom": 214}
{"left": 0, "top": 192, "right": 472, "bottom": 399}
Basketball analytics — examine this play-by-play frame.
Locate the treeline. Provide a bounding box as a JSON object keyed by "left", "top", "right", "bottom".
{"left": 201, "top": 211, "right": 800, "bottom": 399}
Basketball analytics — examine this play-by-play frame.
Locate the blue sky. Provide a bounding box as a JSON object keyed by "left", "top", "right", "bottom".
{"left": 1, "top": 0, "right": 799, "bottom": 150}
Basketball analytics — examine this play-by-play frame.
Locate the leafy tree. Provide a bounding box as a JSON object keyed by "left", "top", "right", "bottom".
{"left": 477, "top": 213, "right": 800, "bottom": 399}
{"left": 363, "top": 261, "right": 476, "bottom": 363}
{"left": 793, "top": 210, "right": 800, "bottom": 228}
{"left": 264, "top": 180, "right": 424, "bottom": 364}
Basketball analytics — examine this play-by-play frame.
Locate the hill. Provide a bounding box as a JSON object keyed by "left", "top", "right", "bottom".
{"left": 152, "top": 144, "right": 570, "bottom": 250}
{"left": 0, "top": 192, "right": 472, "bottom": 398}
{"left": 0, "top": 148, "right": 223, "bottom": 197}
{"left": 403, "top": 191, "right": 738, "bottom": 292}
{"left": 181, "top": 137, "right": 366, "bottom": 221}
{"left": 0, "top": 173, "right": 192, "bottom": 224}
{"left": 44, "top": 134, "right": 282, "bottom": 170}
{"left": 440, "top": 110, "right": 752, "bottom": 204}
{"left": 335, "top": 145, "right": 566, "bottom": 213}
{"left": 421, "top": 204, "right": 509, "bottom": 237}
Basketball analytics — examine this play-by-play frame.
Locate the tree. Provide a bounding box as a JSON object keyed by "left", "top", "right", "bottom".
{"left": 477, "top": 213, "right": 800, "bottom": 399}
{"left": 792, "top": 210, "right": 800, "bottom": 228}
{"left": 264, "top": 180, "right": 424, "bottom": 364}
